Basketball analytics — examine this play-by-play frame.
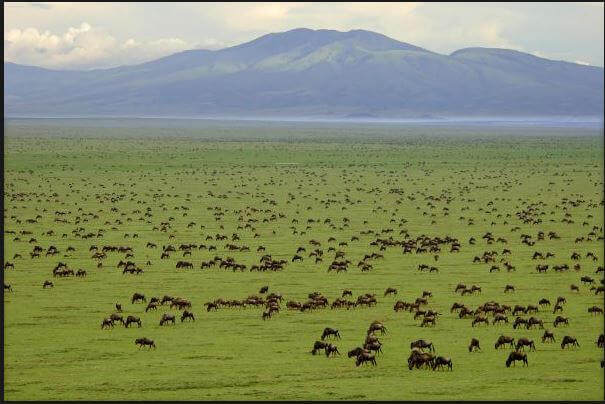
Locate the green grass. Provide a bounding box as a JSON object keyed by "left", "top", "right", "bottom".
{"left": 3, "top": 121, "right": 604, "bottom": 400}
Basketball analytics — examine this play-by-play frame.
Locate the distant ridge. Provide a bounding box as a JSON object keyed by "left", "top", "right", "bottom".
{"left": 4, "top": 28, "right": 604, "bottom": 118}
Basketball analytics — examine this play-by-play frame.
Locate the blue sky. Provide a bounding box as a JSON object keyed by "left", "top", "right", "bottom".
{"left": 4, "top": 2, "right": 604, "bottom": 69}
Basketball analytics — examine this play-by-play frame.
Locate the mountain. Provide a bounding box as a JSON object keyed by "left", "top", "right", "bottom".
{"left": 4, "top": 28, "right": 604, "bottom": 118}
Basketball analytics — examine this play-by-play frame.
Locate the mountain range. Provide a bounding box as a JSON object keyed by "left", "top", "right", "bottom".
{"left": 4, "top": 28, "right": 604, "bottom": 119}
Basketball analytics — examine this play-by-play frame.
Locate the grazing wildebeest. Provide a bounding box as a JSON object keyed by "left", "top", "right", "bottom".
{"left": 570, "top": 284, "right": 580, "bottom": 293}
{"left": 588, "top": 306, "right": 603, "bottom": 315}
{"left": 454, "top": 283, "right": 466, "bottom": 293}
{"left": 43, "top": 280, "right": 53, "bottom": 288}
{"left": 495, "top": 335, "right": 515, "bottom": 349}
{"left": 410, "top": 339, "right": 435, "bottom": 352}
{"left": 101, "top": 318, "right": 114, "bottom": 329}
{"left": 512, "top": 305, "right": 526, "bottom": 316}
{"left": 364, "top": 341, "right": 383, "bottom": 355}
{"left": 115, "top": 303, "right": 122, "bottom": 312}
{"left": 356, "top": 352, "right": 377, "bottom": 367}
{"left": 131, "top": 293, "right": 146, "bottom": 304}
{"left": 468, "top": 338, "right": 481, "bottom": 352}
{"left": 552, "top": 303, "right": 564, "bottom": 314}
{"left": 553, "top": 316, "right": 569, "bottom": 327}
{"left": 76, "top": 269, "right": 86, "bottom": 277}
{"left": 492, "top": 314, "right": 509, "bottom": 325}
{"left": 432, "top": 356, "right": 453, "bottom": 371}
{"left": 348, "top": 347, "right": 368, "bottom": 358}
{"left": 513, "top": 317, "right": 528, "bottom": 330}
{"left": 384, "top": 287, "right": 397, "bottom": 297}
{"left": 581, "top": 276, "right": 595, "bottom": 285}
{"left": 181, "top": 310, "right": 195, "bottom": 322}
{"left": 367, "top": 322, "right": 387, "bottom": 335}
{"left": 506, "top": 351, "right": 528, "bottom": 367}
{"left": 325, "top": 344, "right": 340, "bottom": 357}
{"left": 542, "top": 330, "right": 555, "bottom": 343}
{"left": 109, "top": 313, "right": 123, "bottom": 325}
{"left": 259, "top": 286, "right": 269, "bottom": 294}
{"left": 421, "top": 316, "right": 436, "bottom": 327}
{"left": 4, "top": 283, "right": 12, "bottom": 292}
{"left": 515, "top": 338, "right": 536, "bottom": 352}
{"left": 504, "top": 285, "right": 515, "bottom": 293}
{"left": 526, "top": 317, "right": 544, "bottom": 329}
{"left": 321, "top": 327, "right": 341, "bottom": 340}
{"left": 159, "top": 314, "right": 176, "bottom": 326}
{"left": 596, "top": 334, "right": 604, "bottom": 348}
{"left": 538, "top": 298, "right": 551, "bottom": 307}
{"left": 472, "top": 315, "right": 489, "bottom": 327}
{"left": 311, "top": 340, "right": 329, "bottom": 355}
{"left": 450, "top": 302, "right": 465, "bottom": 312}
{"left": 123, "top": 315, "right": 142, "bottom": 328}
{"left": 408, "top": 351, "right": 435, "bottom": 370}
{"left": 135, "top": 337, "right": 156, "bottom": 349}
{"left": 561, "top": 336, "right": 580, "bottom": 349}
{"left": 595, "top": 286, "right": 605, "bottom": 295}
{"left": 342, "top": 289, "right": 353, "bottom": 297}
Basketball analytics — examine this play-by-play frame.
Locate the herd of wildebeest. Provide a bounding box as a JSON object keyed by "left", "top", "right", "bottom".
{"left": 3, "top": 137, "right": 605, "bottom": 381}
{"left": 4, "top": 205, "right": 604, "bottom": 370}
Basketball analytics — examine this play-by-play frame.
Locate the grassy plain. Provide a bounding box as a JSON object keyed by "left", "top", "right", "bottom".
{"left": 3, "top": 120, "right": 604, "bottom": 400}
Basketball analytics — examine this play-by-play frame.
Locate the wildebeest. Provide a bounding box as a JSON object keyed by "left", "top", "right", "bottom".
{"left": 181, "top": 310, "right": 195, "bottom": 322}
{"left": 115, "top": 303, "right": 122, "bottom": 312}
{"left": 43, "top": 280, "right": 53, "bottom": 288}
{"left": 159, "top": 313, "right": 176, "bottom": 326}
{"left": 515, "top": 338, "right": 536, "bottom": 352}
{"left": 123, "top": 315, "right": 142, "bottom": 328}
{"left": 356, "top": 351, "right": 377, "bottom": 367}
{"left": 311, "top": 340, "right": 329, "bottom": 355}
{"left": 526, "top": 317, "right": 544, "bottom": 329}
{"left": 131, "top": 293, "right": 146, "bottom": 304}
{"left": 588, "top": 306, "right": 603, "bottom": 315}
{"left": 321, "top": 327, "right": 341, "bottom": 340}
{"left": 135, "top": 337, "right": 156, "bottom": 349}
{"left": 513, "top": 317, "right": 528, "bottom": 329}
{"left": 538, "top": 298, "right": 551, "bottom": 307}
{"left": 410, "top": 339, "right": 435, "bottom": 352}
{"left": 495, "top": 335, "right": 515, "bottom": 349}
{"left": 4, "top": 283, "right": 12, "bottom": 292}
{"left": 468, "top": 338, "right": 480, "bottom": 352}
{"left": 259, "top": 286, "right": 269, "bottom": 294}
{"left": 504, "top": 284, "right": 515, "bottom": 293}
{"left": 384, "top": 287, "right": 397, "bottom": 297}
{"left": 367, "top": 322, "right": 387, "bottom": 335}
{"left": 101, "top": 318, "right": 114, "bottom": 329}
{"left": 597, "top": 334, "right": 604, "bottom": 348}
{"left": 553, "top": 316, "right": 569, "bottom": 327}
{"left": 408, "top": 351, "right": 435, "bottom": 370}
{"left": 542, "top": 330, "right": 555, "bottom": 343}
{"left": 561, "top": 336, "right": 580, "bottom": 349}
{"left": 432, "top": 356, "right": 453, "bottom": 371}
{"left": 506, "top": 351, "right": 528, "bottom": 367}
{"left": 472, "top": 315, "right": 489, "bottom": 327}
{"left": 324, "top": 344, "right": 340, "bottom": 357}
{"left": 492, "top": 314, "right": 509, "bottom": 325}
{"left": 348, "top": 347, "right": 368, "bottom": 358}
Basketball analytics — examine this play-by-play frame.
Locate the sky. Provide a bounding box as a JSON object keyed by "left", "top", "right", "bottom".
{"left": 4, "top": 2, "right": 604, "bottom": 70}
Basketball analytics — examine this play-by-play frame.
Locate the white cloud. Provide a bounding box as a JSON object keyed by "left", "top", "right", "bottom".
{"left": 4, "top": 22, "right": 192, "bottom": 69}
